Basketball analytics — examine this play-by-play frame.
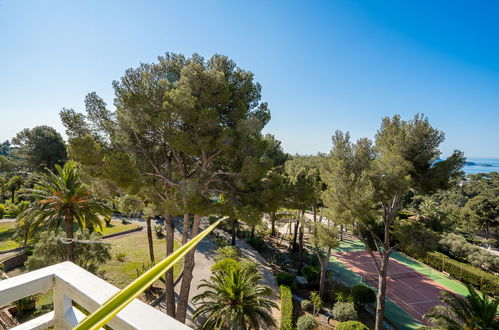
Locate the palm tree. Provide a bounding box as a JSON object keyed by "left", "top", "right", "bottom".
{"left": 424, "top": 285, "right": 499, "bottom": 329}
{"left": 18, "top": 161, "right": 111, "bottom": 262}
{"left": 192, "top": 266, "right": 278, "bottom": 329}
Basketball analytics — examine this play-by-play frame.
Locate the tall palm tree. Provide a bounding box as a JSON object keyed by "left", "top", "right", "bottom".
{"left": 192, "top": 266, "right": 278, "bottom": 329}
{"left": 424, "top": 285, "right": 499, "bottom": 329}
{"left": 18, "top": 161, "right": 111, "bottom": 262}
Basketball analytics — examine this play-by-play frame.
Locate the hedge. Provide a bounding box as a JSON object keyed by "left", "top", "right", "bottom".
{"left": 280, "top": 285, "right": 293, "bottom": 330}
{"left": 417, "top": 251, "right": 499, "bottom": 296}
{"left": 335, "top": 321, "right": 369, "bottom": 330}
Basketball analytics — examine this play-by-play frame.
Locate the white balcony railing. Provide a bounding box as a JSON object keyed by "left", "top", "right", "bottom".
{"left": 0, "top": 262, "right": 191, "bottom": 329}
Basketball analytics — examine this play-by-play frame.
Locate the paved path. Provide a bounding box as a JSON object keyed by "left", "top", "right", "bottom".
{"left": 157, "top": 221, "right": 280, "bottom": 329}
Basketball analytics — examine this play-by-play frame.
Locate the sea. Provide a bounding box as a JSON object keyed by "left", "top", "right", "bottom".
{"left": 462, "top": 158, "right": 499, "bottom": 175}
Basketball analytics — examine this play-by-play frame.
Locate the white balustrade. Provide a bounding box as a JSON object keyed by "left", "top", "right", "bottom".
{"left": 0, "top": 262, "right": 190, "bottom": 329}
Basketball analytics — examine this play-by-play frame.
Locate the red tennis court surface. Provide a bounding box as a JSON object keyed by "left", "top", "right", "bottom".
{"left": 335, "top": 250, "right": 456, "bottom": 325}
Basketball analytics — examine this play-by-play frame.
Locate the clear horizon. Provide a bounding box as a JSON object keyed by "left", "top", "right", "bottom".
{"left": 1, "top": 0, "right": 498, "bottom": 158}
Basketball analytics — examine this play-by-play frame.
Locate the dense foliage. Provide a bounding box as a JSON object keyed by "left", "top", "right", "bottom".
{"left": 26, "top": 232, "right": 111, "bottom": 273}
{"left": 279, "top": 285, "right": 293, "bottom": 330}
{"left": 332, "top": 301, "right": 358, "bottom": 322}
{"left": 321, "top": 114, "right": 465, "bottom": 329}
{"left": 276, "top": 273, "right": 297, "bottom": 289}
{"left": 11, "top": 125, "right": 67, "bottom": 172}
{"left": 17, "top": 161, "right": 111, "bottom": 262}
{"left": 296, "top": 314, "right": 318, "bottom": 330}
{"left": 350, "top": 285, "right": 376, "bottom": 308}
{"left": 424, "top": 285, "right": 499, "bottom": 329}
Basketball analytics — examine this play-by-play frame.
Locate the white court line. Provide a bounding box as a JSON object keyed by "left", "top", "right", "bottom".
{"left": 409, "top": 299, "right": 439, "bottom": 305}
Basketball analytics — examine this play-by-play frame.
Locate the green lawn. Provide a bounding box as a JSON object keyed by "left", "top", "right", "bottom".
{"left": 0, "top": 222, "right": 19, "bottom": 251}
{"left": 101, "top": 230, "right": 183, "bottom": 288}
{"left": 0, "top": 220, "right": 138, "bottom": 252}
{"left": 96, "top": 220, "right": 140, "bottom": 236}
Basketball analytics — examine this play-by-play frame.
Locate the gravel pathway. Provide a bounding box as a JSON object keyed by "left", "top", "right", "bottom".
{"left": 156, "top": 219, "right": 280, "bottom": 329}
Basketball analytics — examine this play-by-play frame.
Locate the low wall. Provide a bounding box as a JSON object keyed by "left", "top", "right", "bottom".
{"left": 1, "top": 253, "right": 27, "bottom": 271}
{"left": 101, "top": 226, "right": 143, "bottom": 239}
{"left": 0, "top": 247, "right": 23, "bottom": 255}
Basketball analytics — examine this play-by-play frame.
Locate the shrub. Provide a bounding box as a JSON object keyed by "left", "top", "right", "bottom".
{"left": 301, "top": 299, "right": 312, "bottom": 311}
{"left": 350, "top": 285, "right": 375, "bottom": 308}
{"left": 296, "top": 314, "right": 318, "bottom": 330}
{"left": 329, "top": 282, "right": 351, "bottom": 303}
{"left": 247, "top": 236, "right": 265, "bottom": 252}
{"left": 154, "top": 225, "right": 164, "bottom": 239}
{"left": 215, "top": 246, "right": 240, "bottom": 261}
{"left": 276, "top": 273, "right": 296, "bottom": 289}
{"left": 336, "top": 292, "right": 354, "bottom": 303}
{"left": 212, "top": 231, "right": 228, "bottom": 247}
{"left": 240, "top": 259, "right": 258, "bottom": 275}
{"left": 121, "top": 218, "right": 129, "bottom": 225}
{"left": 310, "top": 291, "right": 322, "bottom": 315}
{"left": 26, "top": 232, "right": 111, "bottom": 273}
{"left": 302, "top": 265, "right": 320, "bottom": 282}
{"left": 468, "top": 249, "right": 499, "bottom": 272}
{"left": 335, "top": 321, "right": 369, "bottom": 330}
{"left": 0, "top": 204, "right": 5, "bottom": 218}
{"left": 280, "top": 285, "right": 293, "bottom": 330}
{"left": 115, "top": 252, "right": 127, "bottom": 262}
{"left": 13, "top": 296, "right": 36, "bottom": 317}
{"left": 267, "top": 252, "right": 285, "bottom": 267}
{"left": 212, "top": 258, "right": 240, "bottom": 273}
{"left": 332, "top": 302, "right": 357, "bottom": 322}
{"left": 5, "top": 200, "right": 29, "bottom": 218}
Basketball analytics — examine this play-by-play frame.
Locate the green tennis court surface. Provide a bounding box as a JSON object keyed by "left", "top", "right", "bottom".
{"left": 329, "top": 256, "right": 422, "bottom": 329}
{"left": 329, "top": 235, "right": 474, "bottom": 329}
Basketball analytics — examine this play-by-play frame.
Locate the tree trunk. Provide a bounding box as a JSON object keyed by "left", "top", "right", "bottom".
{"left": 375, "top": 253, "right": 390, "bottom": 330}
{"left": 164, "top": 214, "right": 175, "bottom": 318}
{"left": 291, "top": 215, "right": 300, "bottom": 251}
{"left": 176, "top": 214, "right": 201, "bottom": 323}
{"left": 318, "top": 247, "right": 331, "bottom": 298}
{"left": 231, "top": 218, "right": 237, "bottom": 246}
{"left": 64, "top": 214, "right": 74, "bottom": 263}
{"left": 11, "top": 190, "right": 15, "bottom": 204}
{"left": 340, "top": 224, "right": 343, "bottom": 241}
{"left": 298, "top": 223, "right": 304, "bottom": 266}
{"left": 250, "top": 225, "right": 255, "bottom": 238}
{"left": 146, "top": 217, "right": 155, "bottom": 263}
{"left": 181, "top": 213, "right": 189, "bottom": 244}
{"left": 270, "top": 212, "right": 276, "bottom": 236}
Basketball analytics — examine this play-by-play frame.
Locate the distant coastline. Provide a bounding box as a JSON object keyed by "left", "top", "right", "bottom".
{"left": 463, "top": 158, "right": 499, "bottom": 175}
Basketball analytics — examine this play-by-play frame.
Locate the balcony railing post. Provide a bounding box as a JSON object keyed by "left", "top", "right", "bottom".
{"left": 53, "top": 277, "right": 73, "bottom": 329}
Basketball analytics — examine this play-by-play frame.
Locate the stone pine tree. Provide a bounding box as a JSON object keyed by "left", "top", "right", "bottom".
{"left": 216, "top": 136, "right": 274, "bottom": 246}
{"left": 261, "top": 170, "right": 288, "bottom": 236}
{"left": 11, "top": 125, "right": 67, "bottom": 172}
{"left": 321, "top": 114, "right": 464, "bottom": 330}
{"left": 285, "top": 155, "right": 325, "bottom": 221}
{"left": 462, "top": 196, "right": 498, "bottom": 239}
{"left": 259, "top": 134, "right": 289, "bottom": 236}
{"left": 286, "top": 168, "right": 316, "bottom": 252}
{"left": 61, "top": 52, "right": 270, "bottom": 323}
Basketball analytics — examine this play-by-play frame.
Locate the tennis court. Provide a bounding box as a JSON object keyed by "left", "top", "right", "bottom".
{"left": 334, "top": 250, "right": 454, "bottom": 324}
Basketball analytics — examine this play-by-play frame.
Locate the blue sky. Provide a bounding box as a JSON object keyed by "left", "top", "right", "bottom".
{"left": 1, "top": 0, "right": 498, "bottom": 158}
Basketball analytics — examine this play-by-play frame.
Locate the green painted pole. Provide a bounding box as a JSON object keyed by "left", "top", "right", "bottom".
{"left": 75, "top": 217, "right": 226, "bottom": 330}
